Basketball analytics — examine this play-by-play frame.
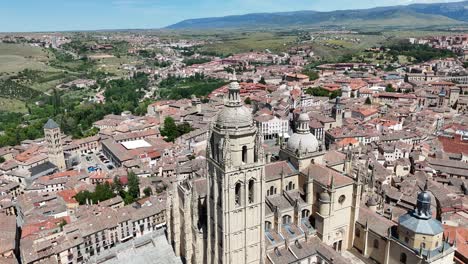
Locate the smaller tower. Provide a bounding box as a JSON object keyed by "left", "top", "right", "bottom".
{"left": 44, "top": 119, "right": 66, "bottom": 170}
{"left": 332, "top": 97, "right": 343, "bottom": 127}
{"left": 191, "top": 95, "right": 202, "bottom": 113}
{"left": 438, "top": 87, "right": 446, "bottom": 108}
{"left": 341, "top": 85, "right": 351, "bottom": 98}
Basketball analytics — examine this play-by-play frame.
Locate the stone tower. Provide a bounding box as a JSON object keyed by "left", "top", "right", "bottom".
{"left": 206, "top": 81, "right": 266, "bottom": 264}
{"left": 44, "top": 118, "right": 66, "bottom": 170}
{"left": 332, "top": 97, "right": 343, "bottom": 127}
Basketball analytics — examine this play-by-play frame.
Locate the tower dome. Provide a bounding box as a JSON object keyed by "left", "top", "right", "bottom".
{"left": 414, "top": 180, "right": 432, "bottom": 219}
{"left": 215, "top": 81, "right": 253, "bottom": 129}
{"left": 286, "top": 112, "right": 319, "bottom": 154}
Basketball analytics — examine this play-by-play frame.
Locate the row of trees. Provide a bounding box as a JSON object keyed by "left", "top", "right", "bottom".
{"left": 305, "top": 87, "right": 342, "bottom": 99}
{"left": 386, "top": 42, "right": 455, "bottom": 63}
{"left": 74, "top": 172, "right": 145, "bottom": 205}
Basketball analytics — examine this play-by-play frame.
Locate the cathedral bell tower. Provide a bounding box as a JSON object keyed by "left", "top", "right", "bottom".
{"left": 207, "top": 81, "right": 266, "bottom": 264}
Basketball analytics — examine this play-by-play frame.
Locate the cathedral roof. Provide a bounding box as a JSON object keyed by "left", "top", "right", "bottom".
{"left": 302, "top": 164, "right": 354, "bottom": 188}
{"left": 358, "top": 207, "right": 396, "bottom": 237}
{"left": 265, "top": 161, "right": 298, "bottom": 181}
{"left": 398, "top": 213, "right": 444, "bottom": 235}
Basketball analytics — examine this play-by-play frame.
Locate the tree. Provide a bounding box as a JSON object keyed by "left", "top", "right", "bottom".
{"left": 0, "top": 156, "right": 5, "bottom": 164}
{"left": 127, "top": 171, "right": 140, "bottom": 200}
{"left": 302, "top": 70, "right": 319, "bottom": 81}
{"left": 160, "top": 117, "right": 179, "bottom": 142}
{"left": 259, "top": 77, "right": 266, "bottom": 85}
{"left": 113, "top": 176, "right": 123, "bottom": 194}
{"left": 59, "top": 219, "right": 67, "bottom": 231}
{"left": 143, "top": 187, "right": 153, "bottom": 197}
{"left": 385, "top": 84, "right": 396, "bottom": 93}
{"left": 244, "top": 97, "right": 252, "bottom": 105}
{"left": 365, "top": 97, "right": 372, "bottom": 105}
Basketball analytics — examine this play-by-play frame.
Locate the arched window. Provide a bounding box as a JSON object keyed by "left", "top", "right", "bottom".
{"left": 269, "top": 186, "right": 274, "bottom": 196}
{"left": 301, "top": 209, "right": 310, "bottom": 218}
{"left": 235, "top": 182, "right": 242, "bottom": 206}
{"left": 274, "top": 188, "right": 277, "bottom": 194}
{"left": 421, "top": 242, "right": 426, "bottom": 249}
{"left": 242, "top": 146, "right": 248, "bottom": 163}
{"left": 265, "top": 221, "right": 272, "bottom": 231}
{"left": 373, "top": 239, "right": 379, "bottom": 249}
{"left": 248, "top": 179, "right": 255, "bottom": 204}
{"left": 400, "top": 253, "right": 407, "bottom": 264}
{"left": 287, "top": 181, "right": 293, "bottom": 191}
{"left": 356, "top": 228, "right": 360, "bottom": 238}
{"left": 282, "top": 215, "right": 291, "bottom": 225}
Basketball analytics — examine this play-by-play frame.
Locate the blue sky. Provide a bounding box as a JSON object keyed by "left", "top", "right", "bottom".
{"left": 0, "top": 0, "right": 462, "bottom": 32}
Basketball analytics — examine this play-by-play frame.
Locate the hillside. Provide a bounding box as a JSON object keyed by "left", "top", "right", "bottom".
{"left": 167, "top": 1, "right": 468, "bottom": 29}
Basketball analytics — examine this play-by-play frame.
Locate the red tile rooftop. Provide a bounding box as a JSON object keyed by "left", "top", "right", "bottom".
{"left": 438, "top": 135, "right": 468, "bottom": 155}
{"left": 57, "top": 189, "right": 78, "bottom": 204}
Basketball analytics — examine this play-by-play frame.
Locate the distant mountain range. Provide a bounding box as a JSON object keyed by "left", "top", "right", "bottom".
{"left": 166, "top": 1, "right": 468, "bottom": 29}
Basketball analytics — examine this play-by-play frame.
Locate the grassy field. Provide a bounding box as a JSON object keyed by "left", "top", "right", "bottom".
{"left": 0, "top": 43, "right": 50, "bottom": 74}
{"left": 0, "top": 97, "right": 27, "bottom": 113}
{"left": 199, "top": 31, "right": 296, "bottom": 55}
{"left": 95, "top": 55, "right": 140, "bottom": 76}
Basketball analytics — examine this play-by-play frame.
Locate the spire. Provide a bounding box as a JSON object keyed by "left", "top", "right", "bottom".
{"left": 424, "top": 179, "right": 429, "bottom": 191}
{"left": 330, "top": 174, "right": 335, "bottom": 190}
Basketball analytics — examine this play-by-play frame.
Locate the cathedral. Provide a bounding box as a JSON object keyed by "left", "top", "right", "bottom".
{"left": 166, "top": 80, "right": 455, "bottom": 264}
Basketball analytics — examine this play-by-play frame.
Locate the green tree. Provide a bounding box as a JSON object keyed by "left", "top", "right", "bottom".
{"left": 259, "top": 77, "right": 266, "bottom": 85}
{"left": 365, "top": 97, "right": 372, "bottom": 105}
{"left": 0, "top": 156, "right": 5, "bottom": 164}
{"left": 177, "top": 122, "right": 194, "bottom": 136}
{"left": 127, "top": 171, "right": 140, "bottom": 200}
{"left": 385, "top": 84, "right": 396, "bottom": 93}
{"left": 160, "top": 117, "right": 179, "bottom": 142}
{"left": 93, "top": 183, "right": 115, "bottom": 204}
{"left": 302, "top": 70, "right": 319, "bottom": 81}
{"left": 244, "top": 97, "right": 252, "bottom": 105}
{"left": 143, "top": 187, "right": 153, "bottom": 197}
{"left": 113, "top": 176, "right": 123, "bottom": 194}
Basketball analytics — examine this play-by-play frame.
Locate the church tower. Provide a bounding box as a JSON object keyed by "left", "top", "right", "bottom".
{"left": 207, "top": 81, "right": 266, "bottom": 264}
{"left": 44, "top": 118, "right": 66, "bottom": 171}
{"left": 332, "top": 97, "right": 343, "bottom": 127}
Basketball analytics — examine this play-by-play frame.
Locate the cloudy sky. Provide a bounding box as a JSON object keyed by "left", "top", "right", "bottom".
{"left": 0, "top": 0, "right": 463, "bottom": 32}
